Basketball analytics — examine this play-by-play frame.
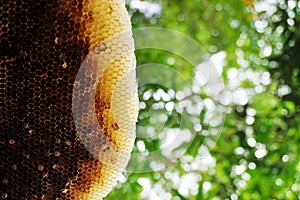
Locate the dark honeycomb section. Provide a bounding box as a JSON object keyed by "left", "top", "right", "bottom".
{"left": 0, "top": 0, "right": 95, "bottom": 199}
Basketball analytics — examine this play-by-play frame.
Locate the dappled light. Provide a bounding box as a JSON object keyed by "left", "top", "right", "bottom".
{"left": 107, "top": 0, "right": 300, "bottom": 199}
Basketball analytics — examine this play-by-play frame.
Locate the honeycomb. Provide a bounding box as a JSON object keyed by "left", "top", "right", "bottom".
{"left": 0, "top": 0, "right": 138, "bottom": 199}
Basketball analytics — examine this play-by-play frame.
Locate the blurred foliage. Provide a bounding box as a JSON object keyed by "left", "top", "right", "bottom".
{"left": 107, "top": 0, "right": 300, "bottom": 199}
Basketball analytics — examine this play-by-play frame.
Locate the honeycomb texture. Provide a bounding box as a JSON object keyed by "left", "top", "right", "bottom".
{"left": 0, "top": 0, "right": 138, "bottom": 199}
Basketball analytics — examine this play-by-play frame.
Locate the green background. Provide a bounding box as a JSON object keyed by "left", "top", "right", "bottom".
{"left": 107, "top": 0, "right": 300, "bottom": 199}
